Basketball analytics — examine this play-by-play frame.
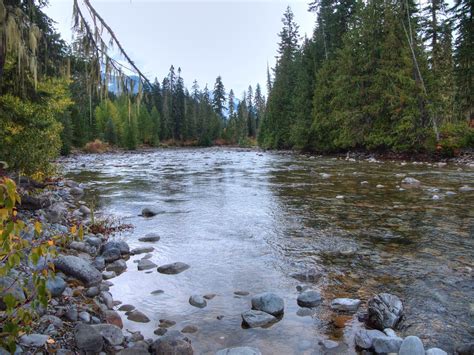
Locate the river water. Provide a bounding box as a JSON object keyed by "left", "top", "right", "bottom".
{"left": 63, "top": 148, "right": 473, "bottom": 354}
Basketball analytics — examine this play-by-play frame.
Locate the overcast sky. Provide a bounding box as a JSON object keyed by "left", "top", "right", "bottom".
{"left": 45, "top": 0, "right": 315, "bottom": 98}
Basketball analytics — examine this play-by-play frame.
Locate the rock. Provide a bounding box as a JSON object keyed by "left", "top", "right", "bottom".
{"left": 75, "top": 323, "right": 104, "bottom": 352}
{"left": 65, "top": 306, "right": 78, "bottom": 321}
{"left": 203, "top": 293, "right": 216, "bottom": 300}
{"left": 119, "top": 304, "right": 135, "bottom": 312}
{"left": 45, "top": 204, "right": 68, "bottom": 223}
{"left": 354, "top": 329, "right": 386, "bottom": 349}
{"left": 102, "top": 248, "right": 121, "bottom": 262}
{"left": 138, "top": 233, "right": 161, "bottom": 242}
{"left": 376, "top": 184, "right": 385, "bottom": 188}
{"left": 157, "top": 262, "right": 190, "bottom": 275}
{"left": 127, "top": 310, "right": 150, "bottom": 323}
{"left": 297, "top": 290, "right": 322, "bottom": 308}
{"left": 399, "top": 336, "right": 424, "bottom": 355}
{"left": 241, "top": 310, "right": 277, "bottom": 328}
{"left": 290, "top": 268, "right": 323, "bottom": 282}
{"left": 46, "top": 276, "right": 66, "bottom": 297}
{"left": 320, "top": 173, "right": 331, "bottom": 179}
{"left": 92, "top": 257, "right": 106, "bottom": 271}
{"left": 367, "top": 293, "right": 403, "bottom": 330}
{"left": 372, "top": 336, "right": 403, "bottom": 353}
{"left": 154, "top": 328, "right": 168, "bottom": 336}
{"left": 459, "top": 185, "right": 474, "bottom": 192}
{"left": 107, "top": 259, "right": 127, "bottom": 274}
{"left": 141, "top": 208, "right": 159, "bottom": 217}
{"left": 19, "top": 334, "right": 49, "bottom": 347}
{"left": 79, "top": 205, "right": 91, "bottom": 216}
{"left": 0, "top": 276, "right": 26, "bottom": 310}
{"left": 40, "top": 315, "right": 63, "bottom": 328}
{"left": 54, "top": 255, "right": 102, "bottom": 286}
{"left": 69, "top": 241, "right": 94, "bottom": 254}
{"left": 86, "top": 286, "right": 100, "bottom": 297}
{"left": 102, "top": 271, "right": 117, "bottom": 280}
{"left": 131, "top": 246, "right": 155, "bottom": 255}
{"left": 103, "top": 241, "right": 130, "bottom": 255}
{"left": 319, "top": 340, "right": 339, "bottom": 350}
{"left": 426, "top": 348, "right": 447, "bottom": 355}
{"left": 70, "top": 187, "right": 84, "bottom": 196}
{"left": 336, "top": 195, "right": 344, "bottom": 199}
{"left": 432, "top": 194, "right": 440, "bottom": 200}
{"left": 361, "top": 181, "right": 369, "bottom": 185}
{"left": 330, "top": 298, "right": 361, "bottom": 312}
{"left": 85, "top": 236, "right": 102, "bottom": 248}
{"left": 189, "top": 295, "right": 207, "bottom": 308}
{"left": 159, "top": 319, "right": 176, "bottom": 328}
{"left": 73, "top": 309, "right": 88, "bottom": 322}
{"left": 401, "top": 177, "right": 421, "bottom": 188}
{"left": 151, "top": 289, "right": 164, "bottom": 295}
{"left": 181, "top": 325, "right": 198, "bottom": 334}
{"left": 216, "top": 347, "right": 262, "bottom": 355}
{"left": 92, "top": 324, "right": 124, "bottom": 346}
{"left": 251, "top": 292, "right": 284, "bottom": 316}
{"left": 138, "top": 259, "right": 157, "bottom": 271}
{"left": 104, "top": 310, "right": 123, "bottom": 329}
{"left": 119, "top": 346, "right": 150, "bottom": 355}
{"left": 456, "top": 343, "right": 474, "bottom": 355}
{"left": 150, "top": 331, "right": 193, "bottom": 355}
{"left": 234, "top": 291, "right": 249, "bottom": 296}
{"left": 100, "top": 291, "right": 114, "bottom": 309}
{"left": 383, "top": 328, "right": 397, "bottom": 337}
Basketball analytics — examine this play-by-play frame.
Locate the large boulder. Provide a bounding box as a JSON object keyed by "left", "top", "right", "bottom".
{"left": 241, "top": 310, "right": 277, "bottom": 328}
{"left": 251, "top": 292, "right": 284, "bottom": 316}
{"left": 54, "top": 255, "right": 102, "bottom": 286}
{"left": 157, "top": 262, "right": 190, "bottom": 275}
{"left": 74, "top": 324, "right": 103, "bottom": 352}
{"left": 367, "top": 293, "right": 403, "bottom": 330}
{"left": 150, "top": 330, "right": 193, "bottom": 355}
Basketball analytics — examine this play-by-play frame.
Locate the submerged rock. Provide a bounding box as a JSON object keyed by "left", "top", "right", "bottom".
{"left": 251, "top": 292, "right": 284, "bottom": 316}
{"left": 189, "top": 295, "right": 207, "bottom": 308}
{"left": 290, "top": 268, "right": 323, "bottom": 282}
{"left": 157, "top": 262, "right": 190, "bottom": 274}
{"left": 54, "top": 255, "right": 102, "bottom": 286}
{"left": 181, "top": 325, "right": 198, "bottom": 334}
{"left": 131, "top": 246, "right": 155, "bottom": 255}
{"left": 150, "top": 331, "right": 193, "bottom": 355}
{"left": 138, "top": 259, "right": 157, "bottom": 271}
{"left": 127, "top": 310, "right": 150, "bottom": 323}
{"left": 141, "top": 208, "right": 159, "bottom": 217}
{"left": 367, "top": 293, "right": 403, "bottom": 330}
{"left": 241, "top": 310, "right": 277, "bottom": 328}
{"left": 297, "top": 290, "right": 322, "bottom": 308}
{"left": 138, "top": 233, "right": 161, "bottom": 242}
{"left": 401, "top": 177, "right": 421, "bottom": 188}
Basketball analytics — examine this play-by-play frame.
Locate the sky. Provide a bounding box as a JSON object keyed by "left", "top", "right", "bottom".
{"left": 44, "top": 0, "right": 316, "bottom": 98}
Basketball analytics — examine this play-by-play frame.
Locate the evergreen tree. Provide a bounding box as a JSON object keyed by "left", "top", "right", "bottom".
{"left": 213, "top": 75, "right": 226, "bottom": 119}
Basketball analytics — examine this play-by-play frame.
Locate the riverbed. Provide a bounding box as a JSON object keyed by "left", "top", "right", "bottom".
{"left": 62, "top": 148, "right": 474, "bottom": 354}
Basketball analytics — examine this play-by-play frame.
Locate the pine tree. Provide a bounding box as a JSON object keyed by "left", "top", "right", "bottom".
{"left": 254, "top": 84, "right": 265, "bottom": 132}
{"left": 212, "top": 75, "right": 226, "bottom": 119}
{"left": 172, "top": 67, "right": 185, "bottom": 140}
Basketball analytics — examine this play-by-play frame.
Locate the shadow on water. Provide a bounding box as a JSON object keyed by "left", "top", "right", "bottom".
{"left": 64, "top": 148, "right": 474, "bottom": 354}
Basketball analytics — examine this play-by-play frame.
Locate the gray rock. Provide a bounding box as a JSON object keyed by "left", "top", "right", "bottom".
{"left": 138, "top": 259, "right": 157, "bottom": 271}
{"left": 75, "top": 323, "right": 103, "bottom": 352}
{"left": 181, "top": 325, "right": 198, "bottom": 334}
{"left": 85, "top": 236, "right": 102, "bottom": 248}
{"left": 138, "top": 233, "right": 161, "bottom": 242}
{"left": 102, "top": 248, "right": 121, "bottom": 262}
{"left": 103, "top": 241, "right": 130, "bottom": 255}
{"left": 45, "top": 204, "right": 68, "bottom": 223}
{"left": 251, "top": 292, "right": 284, "bottom": 316}
{"left": 150, "top": 330, "right": 193, "bottom": 355}
{"left": 70, "top": 187, "right": 84, "bottom": 196}
{"left": 86, "top": 286, "right": 100, "bottom": 297}
{"left": 54, "top": 255, "right": 102, "bottom": 286}
{"left": 118, "top": 304, "right": 135, "bottom": 312}
{"left": 40, "top": 315, "right": 63, "bottom": 328}
{"left": 216, "top": 347, "right": 262, "bottom": 355}
{"left": 426, "top": 348, "right": 448, "bottom": 355}
{"left": 154, "top": 328, "right": 168, "bottom": 336}
{"left": 241, "top": 310, "right": 277, "bottom": 328}
{"left": 100, "top": 291, "right": 114, "bottom": 309}
{"left": 46, "top": 276, "right": 66, "bottom": 297}
{"left": 65, "top": 306, "right": 78, "bottom": 321}
{"left": 354, "top": 329, "right": 386, "bottom": 349}
{"left": 367, "top": 293, "right": 403, "bottom": 330}
{"left": 79, "top": 205, "right": 91, "bottom": 216}
{"left": 107, "top": 259, "right": 127, "bottom": 274}
{"left": 290, "top": 268, "right": 323, "bottom": 282}
{"left": 92, "top": 324, "right": 124, "bottom": 346}
{"left": 399, "top": 336, "right": 424, "bottom": 355}
{"left": 459, "top": 185, "right": 474, "bottom": 192}
{"left": 157, "top": 262, "right": 190, "bottom": 275}
{"left": 79, "top": 311, "right": 91, "bottom": 323}
{"left": 69, "top": 241, "right": 93, "bottom": 254}
{"left": 19, "top": 334, "right": 49, "bottom": 347}
{"left": 297, "top": 290, "right": 322, "bottom": 308}
{"left": 102, "top": 271, "right": 117, "bottom": 280}
{"left": 141, "top": 208, "right": 159, "bottom": 217}
{"left": 0, "top": 276, "right": 25, "bottom": 310}
{"left": 383, "top": 328, "right": 397, "bottom": 337}
{"left": 330, "top": 298, "right": 361, "bottom": 312}
{"left": 189, "top": 295, "right": 207, "bottom": 308}
{"left": 127, "top": 310, "right": 150, "bottom": 323}
{"left": 92, "top": 257, "right": 106, "bottom": 271}
{"left": 372, "top": 336, "right": 403, "bottom": 353}
{"left": 118, "top": 347, "right": 150, "bottom": 355}
{"left": 131, "top": 246, "right": 155, "bottom": 255}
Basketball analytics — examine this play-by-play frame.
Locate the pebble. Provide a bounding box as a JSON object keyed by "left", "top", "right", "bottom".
{"left": 189, "top": 295, "right": 207, "bottom": 308}
{"left": 19, "top": 334, "right": 50, "bottom": 347}
{"left": 138, "top": 233, "right": 161, "bottom": 242}
{"left": 78, "top": 311, "right": 91, "bottom": 323}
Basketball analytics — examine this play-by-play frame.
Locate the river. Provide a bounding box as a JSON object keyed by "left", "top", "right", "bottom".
{"left": 63, "top": 148, "right": 474, "bottom": 354}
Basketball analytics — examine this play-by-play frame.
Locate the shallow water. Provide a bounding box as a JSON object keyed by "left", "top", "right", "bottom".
{"left": 63, "top": 148, "right": 474, "bottom": 354}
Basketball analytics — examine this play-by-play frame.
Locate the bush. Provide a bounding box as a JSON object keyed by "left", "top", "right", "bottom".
{"left": 437, "top": 122, "right": 474, "bottom": 156}
{"left": 84, "top": 139, "right": 110, "bottom": 153}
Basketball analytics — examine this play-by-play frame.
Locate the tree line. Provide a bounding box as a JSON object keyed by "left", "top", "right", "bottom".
{"left": 259, "top": 0, "right": 473, "bottom": 154}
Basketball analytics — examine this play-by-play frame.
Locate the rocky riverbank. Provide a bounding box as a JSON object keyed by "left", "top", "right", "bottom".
{"left": 3, "top": 157, "right": 473, "bottom": 354}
